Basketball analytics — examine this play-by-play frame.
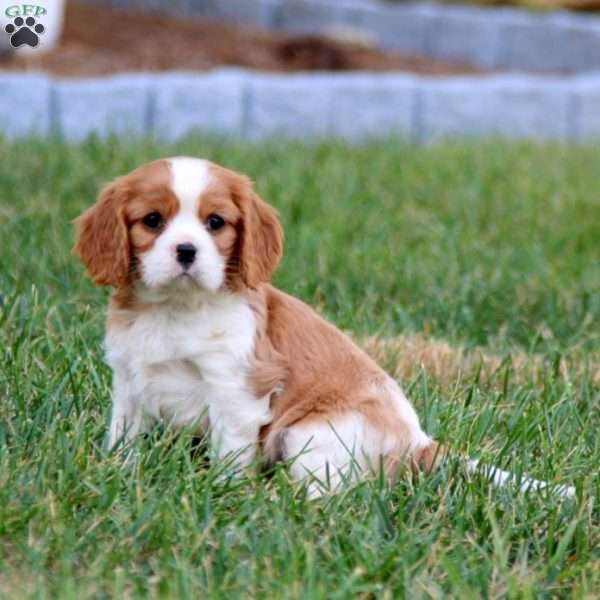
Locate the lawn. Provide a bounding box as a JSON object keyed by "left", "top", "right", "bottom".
{"left": 0, "top": 136, "right": 599, "bottom": 598}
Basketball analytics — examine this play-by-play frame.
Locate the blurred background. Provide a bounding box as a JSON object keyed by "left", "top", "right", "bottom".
{"left": 2, "top": 0, "right": 600, "bottom": 78}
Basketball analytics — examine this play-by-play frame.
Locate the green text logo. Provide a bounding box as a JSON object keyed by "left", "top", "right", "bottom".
{"left": 5, "top": 4, "right": 47, "bottom": 18}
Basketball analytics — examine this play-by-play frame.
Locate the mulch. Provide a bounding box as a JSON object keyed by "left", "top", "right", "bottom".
{"left": 0, "top": 2, "right": 483, "bottom": 78}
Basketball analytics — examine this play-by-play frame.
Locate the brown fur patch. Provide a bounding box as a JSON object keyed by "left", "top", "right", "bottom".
{"left": 246, "top": 287, "right": 289, "bottom": 399}
{"left": 73, "top": 180, "right": 131, "bottom": 288}
{"left": 73, "top": 159, "right": 174, "bottom": 291}
{"left": 209, "top": 165, "right": 283, "bottom": 290}
{"left": 257, "top": 285, "right": 426, "bottom": 468}
{"left": 197, "top": 168, "right": 243, "bottom": 289}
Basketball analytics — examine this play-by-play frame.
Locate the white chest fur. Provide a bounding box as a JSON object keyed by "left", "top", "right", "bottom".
{"left": 104, "top": 291, "right": 271, "bottom": 466}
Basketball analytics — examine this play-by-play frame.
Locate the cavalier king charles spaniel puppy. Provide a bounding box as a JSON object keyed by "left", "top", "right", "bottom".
{"left": 74, "top": 157, "right": 573, "bottom": 498}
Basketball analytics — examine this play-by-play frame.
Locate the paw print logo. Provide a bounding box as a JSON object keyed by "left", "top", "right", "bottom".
{"left": 4, "top": 16, "right": 45, "bottom": 48}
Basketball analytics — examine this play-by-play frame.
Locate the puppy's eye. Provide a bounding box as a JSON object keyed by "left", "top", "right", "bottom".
{"left": 206, "top": 214, "right": 225, "bottom": 232}
{"left": 142, "top": 212, "right": 163, "bottom": 230}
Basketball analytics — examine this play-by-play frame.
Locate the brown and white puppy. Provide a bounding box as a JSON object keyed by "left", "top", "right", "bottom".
{"left": 74, "top": 157, "right": 573, "bottom": 498}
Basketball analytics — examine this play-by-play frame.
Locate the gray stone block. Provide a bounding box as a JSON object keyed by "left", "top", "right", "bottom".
{"left": 427, "top": 6, "right": 502, "bottom": 69}
{"left": 247, "top": 74, "right": 334, "bottom": 139}
{"left": 275, "top": 0, "right": 343, "bottom": 34}
{"left": 108, "top": 0, "right": 137, "bottom": 8}
{"left": 348, "top": 2, "right": 432, "bottom": 55}
{"left": 420, "top": 75, "right": 571, "bottom": 141}
{"left": 248, "top": 72, "right": 416, "bottom": 141}
{"left": 328, "top": 74, "right": 417, "bottom": 141}
{"left": 54, "top": 75, "right": 151, "bottom": 141}
{"left": 153, "top": 70, "right": 247, "bottom": 141}
{"left": 86, "top": 0, "right": 174, "bottom": 12}
{"left": 84, "top": 0, "right": 111, "bottom": 6}
{"left": 84, "top": 0, "right": 202, "bottom": 11}
{"left": 0, "top": 74, "right": 51, "bottom": 138}
{"left": 495, "top": 11, "right": 573, "bottom": 72}
{"left": 572, "top": 75, "right": 600, "bottom": 139}
{"left": 187, "top": 0, "right": 278, "bottom": 27}
{"left": 547, "top": 14, "right": 600, "bottom": 72}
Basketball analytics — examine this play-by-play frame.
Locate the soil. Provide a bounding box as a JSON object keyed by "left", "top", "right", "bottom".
{"left": 0, "top": 2, "right": 483, "bottom": 78}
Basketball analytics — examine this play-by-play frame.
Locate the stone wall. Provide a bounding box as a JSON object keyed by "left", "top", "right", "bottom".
{"left": 3, "top": 70, "right": 598, "bottom": 142}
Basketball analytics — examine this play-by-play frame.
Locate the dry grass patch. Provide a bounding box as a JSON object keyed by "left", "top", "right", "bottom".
{"left": 359, "top": 333, "right": 600, "bottom": 387}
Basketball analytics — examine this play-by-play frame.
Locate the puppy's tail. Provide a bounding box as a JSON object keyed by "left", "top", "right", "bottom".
{"left": 463, "top": 457, "right": 575, "bottom": 498}
{"left": 414, "top": 441, "right": 575, "bottom": 499}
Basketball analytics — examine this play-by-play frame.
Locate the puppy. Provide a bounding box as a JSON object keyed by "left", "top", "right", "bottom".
{"left": 74, "top": 157, "right": 573, "bottom": 498}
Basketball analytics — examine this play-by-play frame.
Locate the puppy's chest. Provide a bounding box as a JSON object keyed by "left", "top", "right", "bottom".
{"left": 107, "top": 298, "right": 257, "bottom": 400}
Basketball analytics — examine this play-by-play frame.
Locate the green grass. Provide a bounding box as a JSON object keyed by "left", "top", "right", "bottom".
{"left": 0, "top": 136, "right": 599, "bottom": 598}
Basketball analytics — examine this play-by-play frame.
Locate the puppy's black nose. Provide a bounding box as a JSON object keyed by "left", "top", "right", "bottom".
{"left": 176, "top": 243, "right": 197, "bottom": 267}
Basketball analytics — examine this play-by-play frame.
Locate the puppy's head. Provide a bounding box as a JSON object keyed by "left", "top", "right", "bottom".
{"left": 73, "top": 157, "right": 283, "bottom": 295}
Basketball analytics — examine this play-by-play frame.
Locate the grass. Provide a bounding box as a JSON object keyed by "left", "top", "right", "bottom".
{"left": 0, "top": 135, "right": 599, "bottom": 598}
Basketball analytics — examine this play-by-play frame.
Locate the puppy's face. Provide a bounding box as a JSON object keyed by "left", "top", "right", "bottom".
{"left": 74, "top": 157, "right": 283, "bottom": 296}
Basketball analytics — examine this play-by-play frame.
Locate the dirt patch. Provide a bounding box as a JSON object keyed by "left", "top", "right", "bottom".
{"left": 0, "top": 2, "right": 483, "bottom": 78}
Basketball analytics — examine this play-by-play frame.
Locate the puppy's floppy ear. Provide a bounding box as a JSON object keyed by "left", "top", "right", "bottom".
{"left": 72, "top": 179, "right": 131, "bottom": 287}
{"left": 231, "top": 173, "right": 283, "bottom": 289}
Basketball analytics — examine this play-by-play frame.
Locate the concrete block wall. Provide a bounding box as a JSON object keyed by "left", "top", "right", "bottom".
{"left": 3, "top": 70, "right": 600, "bottom": 143}
{"left": 418, "top": 77, "right": 574, "bottom": 141}
{"left": 153, "top": 71, "right": 249, "bottom": 140}
{"left": 53, "top": 75, "right": 153, "bottom": 141}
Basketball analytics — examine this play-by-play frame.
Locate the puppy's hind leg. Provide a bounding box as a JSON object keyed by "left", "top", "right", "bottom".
{"left": 279, "top": 412, "right": 387, "bottom": 498}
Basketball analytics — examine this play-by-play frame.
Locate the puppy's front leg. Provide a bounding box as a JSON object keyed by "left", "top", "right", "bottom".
{"left": 208, "top": 391, "right": 271, "bottom": 472}
{"left": 107, "top": 368, "right": 143, "bottom": 450}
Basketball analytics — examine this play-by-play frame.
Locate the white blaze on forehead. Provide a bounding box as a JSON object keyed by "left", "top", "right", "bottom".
{"left": 167, "top": 157, "right": 212, "bottom": 214}
{"left": 138, "top": 156, "right": 223, "bottom": 292}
